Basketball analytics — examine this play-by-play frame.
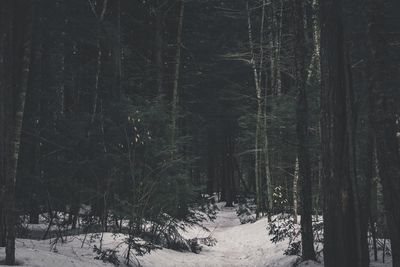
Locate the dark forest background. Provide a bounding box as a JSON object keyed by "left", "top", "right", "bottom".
{"left": 0, "top": 0, "right": 399, "bottom": 266}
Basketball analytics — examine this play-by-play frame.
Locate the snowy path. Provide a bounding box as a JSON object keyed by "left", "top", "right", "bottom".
{"left": 140, "top": 205, "right": 298, "bottom": 267}
{"left": 0, "top": 206, "right": 391, "bottom": 266}
{"left": 0, "top": 206, "right": 298, "bottom": 267}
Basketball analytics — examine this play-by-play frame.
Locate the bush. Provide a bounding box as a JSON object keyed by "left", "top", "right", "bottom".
{"left": 93, "top": 245, "right": 120, "bottom": 266}
{"left": 236, "top": 202, "right": 256, "bottom": 224}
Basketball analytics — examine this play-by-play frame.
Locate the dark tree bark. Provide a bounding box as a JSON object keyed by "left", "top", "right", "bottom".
{"left": 221, "top": 123, "right": 235, "bottom": 207}
{"left": 113, "top": 0, "right": 122, "bottom": 101}
{"left": 207, "top": 124, "right": 217, "bottom": 195}
{"left": 367, "top": 0, "right": 400, "bottom": 265}
{"left": 320, "top": 0, "right": 367, "bottom": 266}
{"left": 154, "top": 0, "right": 165, "bottom": 100}
{"left": 171, "top": 0, "right": 184, "bottom": 148}
{"left": 28, "top": 38, "right": 43, "bottom": 225}
{"left": 367, "top": 131, "right": 378, "bottom": 262}
{"left": 0, "top": 3, "right": 6, "bottom": 247}
{"left": 88, "top": 0, "right": 108, "bottom": 125}
{"left": 293, "top": 0, "right": 315, "bottom": 261}
{"left": 0, "top": 0, "right": 33, "bottom": 264}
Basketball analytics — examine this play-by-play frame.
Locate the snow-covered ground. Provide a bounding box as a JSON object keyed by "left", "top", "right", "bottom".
{"left": 140, "top": 205, "right": 298, "bottom": 267}
{"left": 0, "top": 205, "right": 392, "bottom": 267}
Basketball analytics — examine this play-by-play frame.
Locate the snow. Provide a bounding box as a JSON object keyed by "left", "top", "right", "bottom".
{"left": 0, "top": 205, "right": 393, "bottom": 267}
{"left": 140, "top": 205, "right": 297, "bottom": 267}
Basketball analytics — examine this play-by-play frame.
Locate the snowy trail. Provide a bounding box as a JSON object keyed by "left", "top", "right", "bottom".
{"left": 0, "top": 205, "right": 298, "bottom": 267}
{"left": 140, "top": 205, "right": 298, "bottom": 267}
{"left": 1, "top": 206, "right": 391, "bottom": 266}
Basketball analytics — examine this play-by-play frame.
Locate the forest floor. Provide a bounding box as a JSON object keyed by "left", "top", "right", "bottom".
{"left": 0, "top": 204, "right": 392, "bottom": 267}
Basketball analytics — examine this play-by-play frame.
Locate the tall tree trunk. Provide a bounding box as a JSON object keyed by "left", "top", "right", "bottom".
{"left": 247, "top": 0, "right": 262, "bottom": 217}
{"left": 114, "top": 0, "right": 122, "bottom": 100}
{"left": 263, "top": 1, "right": 273, "bottom": 215}
{"left": 306, "top": 0, "right": 320, "bottom": 85}
{"left": 0, "top": 0, "right": 7, "bottom": 246}
{"left": 268, "top": 0, "right": 282, "bottom": 96}
{"left": 368, "top": 129, "right": 378, "bottom": 262}
{"left": 28, "top": 6, "right": 44, "bottom": 225}
{"left": 247, "top": 0, "right": 272, "bottom": 217}
{"left": 367, "top": 0, "right": 400, "bottom": 265}
{"left": 293, "top": 0, "right": 315, "bottom": 260}
{"left": 207, "top": 124, "right": 216, "bottom": 195}
{"left": 293, "top": 157, "right": 299, "bottom": 224}
{"left": 344, "top": 47, "right": 368, "bottom": 267}
{"left": 89, "top": 0, "right": 108, "bottom": 125}
{"left": 0, "top": 6, "right": 5, "bottom": 247}
{"left": 320, "top": 0, "right": 365, "bottom": 266}
{"left": 222, "top": 124, "right": 235, "bottom": 207}
{"left": 263, "top": 71, "right": 273, "bottom": 215}
{"left": 171, "top": 0, "right": 184, "bottom": 149}
{"left": 0, "top": 1, "right": 33, "bottom": 264}
{"left": 154, "top": 0, "right": 164, "bottom": 100}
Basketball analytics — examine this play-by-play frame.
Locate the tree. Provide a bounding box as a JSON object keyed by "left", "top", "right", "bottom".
{"left": 293, "top": 0, "right": 315, "bottom": 261}
{"left": 246, "top": 0, "right": 273, "bottom": 218}
{"left": 171, "top": 0, "right": 185, "bottom": 150}
{"left": 0, "top": 0, "right": 32, "bottom": 264}
{"left": 320, "top": 0, "right": 368, "bottom": 266}
{"left": 367, "top": 0, "right": 400, "bottom": 265}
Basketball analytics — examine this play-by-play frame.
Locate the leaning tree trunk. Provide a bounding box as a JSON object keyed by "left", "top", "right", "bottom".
{"left": 293, "top": 0, "right": 315, "bottom": 261}
{"left": 367, "top": 0, "right": 400, "bottom": 265}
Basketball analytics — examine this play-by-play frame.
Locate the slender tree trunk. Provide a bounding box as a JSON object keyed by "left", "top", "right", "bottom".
{"left": 89, "top": 0, "right": 108, "bottom": 125}
{"left": 263, "top": 2, "right": 273, "bottom": 214}
{"left": 207, "top": 125, "right": 216, "bottom": 195}
{"left": 114, "top": 0, "right": 122, "bottom": 100}
{"left": 247, "top": 0, "right": 272, "bottom": 217}
{"left": 263, "top": 103, "right": 273, "bottom": 215}
{"left": 90, "top": 41, "right": 101, "bottom": 125}
{"left": 368, "top": 133, "right": 378, "bottom": 262}
{"left": 268, "top": 0, "right": 282, "bottom": 96}
{"left": 367, "top": 0, "right": 400, "bottom": 265}
{"left": 0, "top": 1, "right": 6, "bottom": 247}
{"left": 154, "top": 0, "right": 164, "bottom": 100}
{"left": 268, "top": 0, "right": 277, "bottom": 96}
{"left": 29, "top": 19, "right": 43, "bottom": 225}
{"left": 306, "top": 0, "right": 320, "bottom": 85}
{"left": 293, "top": 157, "right": 299, "bottom": 224}
{"left": 275, "top": 0, "right": 283, "bottom": 95}
{"left": 171, "top": 0, "right": 184, "bottom": 149}
{"left": 222, "top": 125, "right": 235, "bottom": 207}
{"left": 247, "top": 0, "right": 262, "bottom": 217}
{"left": 293, "top": 0, "right": 315, "bottom": 260}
